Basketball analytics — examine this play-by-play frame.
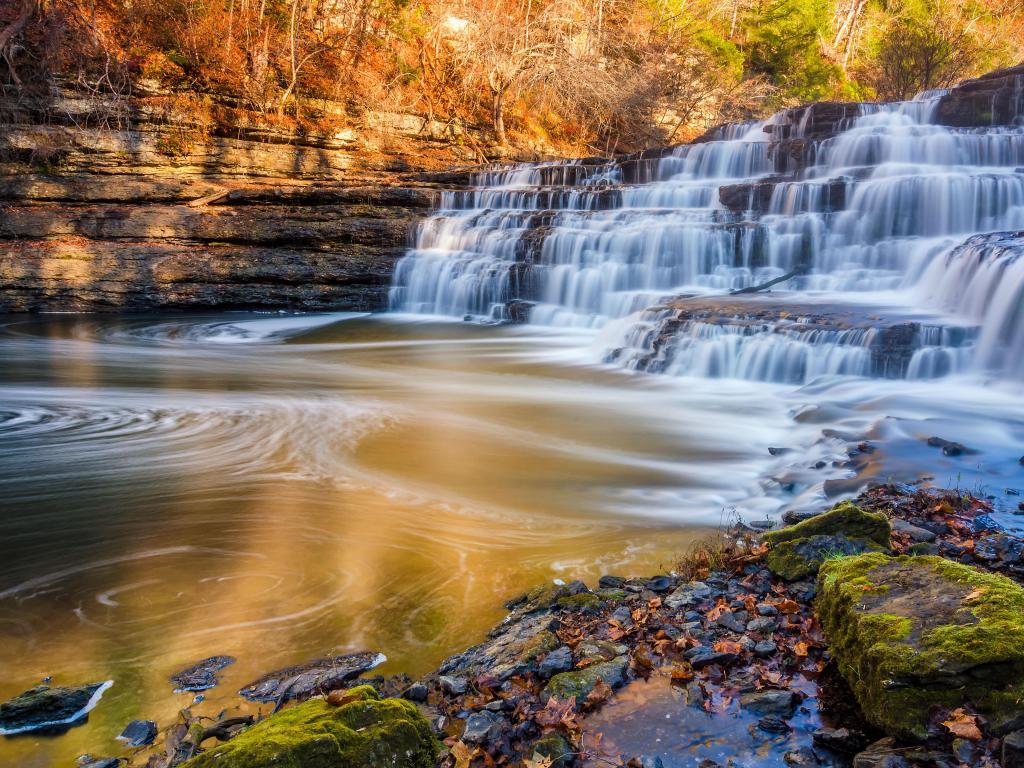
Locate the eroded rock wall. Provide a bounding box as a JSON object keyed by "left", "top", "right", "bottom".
{"left": 0, "top": 91, "right": 477, "bottom": 312}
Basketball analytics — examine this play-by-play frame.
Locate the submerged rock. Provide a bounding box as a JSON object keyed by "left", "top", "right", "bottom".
{"left": 529, "top": 732, "right": 575, "bottom": 768}
{"left": 117, "top": 719, "right": 157, "bottom": 746}
{"left": 817, "top": 553, "right": 1024, "bottom": 739}
{"left": 239, "top": 651, "right": 386, "bottom": 703}
{"left": 0, "top": 681, "right": 112, "bottom": 735}
{"left": 764, "top": 502, "right": 891, "bottom": 580}
{"left": 170, "top": 656, "right": 236, "bottom": 692}
{"left": 180, "top": 685, "right": 437, "bottom": 768}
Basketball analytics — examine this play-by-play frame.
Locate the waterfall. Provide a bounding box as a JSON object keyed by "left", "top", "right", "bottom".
{"left": 390, "top": 75, "right": 1024, "bottom": 382}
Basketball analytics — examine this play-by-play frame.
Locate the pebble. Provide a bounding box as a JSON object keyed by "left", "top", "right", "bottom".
{"left": 78, "top": 760, "right": 120, "bottom": 768}
{"left": 746, "top": 617, "right": 776, "bottom": 633}
{"left": 758, "top": 715, "right": 791, "bottom": 734}
{"left": 665, "top": 582, "right": 712, "bottom": 610}
{"left": 756, "top": 603, "right": 779, "bottom": 616}
{"left": 753, "top": 640, "right": 777, "bottom": 657}
{"left": 646, "top": 576, "right": 673, "bottom": 593}
{"left": 685, "top": 647, "right": 738, "bottom": 669}
{"left": 404, "top": 683, "right": 428, "bottom": 702}
{"left": 813, "top": 727, "right": 867, "bottom": 753}
{"left": 539, "top": 646, "right": 573, "bottom": 677}
{"left": 739, "top": 689, "right": 798, "bottom": 717}
{"left": 117, "top": 719, "right": 157, "bottom": 747}
{"left": 892, "top": 519, "right": 937, "bottom": 542}
{"left": 610, "top": 606, "right": 632, "bottom": 625}
{"left": 716, "top": 611, "right": 747, "bottom": 633}
{"left": 439, "top": 675, "right": 468, "bottom": 695}
{"left": 783, "top": 747, "right": 822, "bottom": 766}
{"left": 461, "top": 711, "right": 505, "bottom": 745}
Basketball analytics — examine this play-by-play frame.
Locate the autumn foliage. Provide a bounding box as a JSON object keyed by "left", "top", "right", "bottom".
{"left": 1, "top": 0, "right": 1022, "bottom": 152}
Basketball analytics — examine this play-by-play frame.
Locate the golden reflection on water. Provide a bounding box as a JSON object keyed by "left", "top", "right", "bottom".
{"left": 0, "top": 314, "right": 738, "bottom": 767}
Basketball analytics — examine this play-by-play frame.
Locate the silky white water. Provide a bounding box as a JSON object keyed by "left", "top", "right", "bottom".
{"left": 391, "top": 88, "right": 1024, "bottom": 384}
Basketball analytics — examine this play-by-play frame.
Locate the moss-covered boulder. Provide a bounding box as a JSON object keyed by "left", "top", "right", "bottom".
{"left": 764, "top": 502, "right": 891, "bottom": 580}
{"left": 541, "top": 656, "right": 628, "bottom": 707}
{"left": 817, "top": 554, "right": 1024, "bottom": 740}
{"left": 180, "top": 685, "right": 438, "bottom": 768}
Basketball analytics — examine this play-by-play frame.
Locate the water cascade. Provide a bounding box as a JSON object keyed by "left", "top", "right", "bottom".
{"left": 391, "top": 68, "right": 1024, "bottom": 384}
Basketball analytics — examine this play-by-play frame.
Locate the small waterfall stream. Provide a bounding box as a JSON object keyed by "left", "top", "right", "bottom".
{"left": 390, "top": 80, "right": 1024, "bottom": 384}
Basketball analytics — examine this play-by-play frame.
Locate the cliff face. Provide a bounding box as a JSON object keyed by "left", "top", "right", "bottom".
{"left": 0, "top": 91, "right": 478, "bottom": 313}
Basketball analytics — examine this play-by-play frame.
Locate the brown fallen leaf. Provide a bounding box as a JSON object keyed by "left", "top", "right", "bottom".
{"left": 584, "top": 680, "right": 613, "bottom": 709}
{"left": 452, "top": 740, "right": 477, "bottom": 768}
{"left": 942, "top": 708, "right": 983, "bottom": 741}
{"left": 326, "top": 689, "right": 361, "bottom": 707}
{"left": 714, "top": 640, "right": 743, "bottom": 654}
{"left": 775, "top": 598, "right": 800, "bottom": 614}
{"left": 668, "top": 664, "right": 694, "bottom": 682}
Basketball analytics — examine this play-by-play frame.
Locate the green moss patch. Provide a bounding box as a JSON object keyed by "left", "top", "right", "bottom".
{"left": 180, "top": 685, "right": 438, "bottom": 768}
{"left": 764, "top": 502, "right": 891, "bottom": 580}
{"left": 817, "top": 554, "right": 1024, "bottom": 740}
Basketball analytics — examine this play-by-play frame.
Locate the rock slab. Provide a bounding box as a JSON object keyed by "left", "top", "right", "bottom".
{"left": 817, "top": 553, "right": 1024, "bottom": 739}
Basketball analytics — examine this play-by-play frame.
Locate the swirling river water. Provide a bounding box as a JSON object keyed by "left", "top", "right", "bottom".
{"left": 0, "top": 307, "right": 1022, "bottom": 767}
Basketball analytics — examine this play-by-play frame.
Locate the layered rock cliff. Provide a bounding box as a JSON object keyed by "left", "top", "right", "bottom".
{"left": 0, "top": 89, "right": 480, "bottom": 312}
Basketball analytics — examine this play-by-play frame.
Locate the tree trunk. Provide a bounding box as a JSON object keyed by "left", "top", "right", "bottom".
{"left": 492, "top": 87, "right": 507, "bottom": 145}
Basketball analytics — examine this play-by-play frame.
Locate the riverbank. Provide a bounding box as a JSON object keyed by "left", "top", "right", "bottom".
{"left": 9, "top": 480, "right": 1024, "bottom": 768}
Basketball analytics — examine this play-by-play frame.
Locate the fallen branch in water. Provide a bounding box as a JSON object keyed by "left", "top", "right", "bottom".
{"left": 730, "top": 265, "right": 808, "bottom": 295}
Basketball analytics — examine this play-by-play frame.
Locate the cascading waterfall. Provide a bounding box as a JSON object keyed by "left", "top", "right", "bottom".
{"left": 390, "top": 73, "right": 1024, "bottom": 384}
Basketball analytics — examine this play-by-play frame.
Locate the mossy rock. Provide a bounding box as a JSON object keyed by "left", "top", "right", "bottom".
{"left": 541, "top": 657, "right": 628, "bottom": 707}
{"left": 817, "top": 554, "right": 1024, "bottom": 740}
{"left": 556, "top": 593, "right": 603, "bottom": 612}
{"left": 764, "top": 502, "right": 891, "bottom": 580}
{"left": 180, "top": 685, "right": 438, "bottom": 768}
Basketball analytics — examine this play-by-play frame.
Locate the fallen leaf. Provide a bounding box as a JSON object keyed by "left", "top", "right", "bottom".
{"left": 774, "top": 598, "right": 800, "bottom": 614}
{"left": 524, "top": 755, "right": 554, "bottom": 768}
{"left": 713, "top": 640, "right": 742, "bottom": 654}
{"left": 942, "top": 708, "right": 983, "bottom": 741}
{"left": 326, "top": 689, "right": 362, "bottom": 707}
{"left": 584, "top": 680, "right": 613, "bottom": 709}
{"left": 668, "top": 664, "right": 694, "bottom": 682}
{"left": 452, "top": 741, "right": 476, "bottom": 768}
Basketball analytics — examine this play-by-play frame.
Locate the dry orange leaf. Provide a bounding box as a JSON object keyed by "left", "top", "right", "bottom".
{"left": 942, "top": 708, "right": 983, "bottom": 741}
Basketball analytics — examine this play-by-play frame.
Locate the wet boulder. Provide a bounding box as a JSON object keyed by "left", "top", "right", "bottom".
{"left": 239, "top": 651, "right": 386, "bottom": 703}
{"left": 541, "top": 656, "right": 628, "bottom": 707}
{"left": 180, "top": 685, "right": 437, "bottom": 768}
{"left": 817, "top": 553, "right": 1024, "bottom": 740}
{"left": 764, "top": 502, "right": 891, "bottom": 580}
{"left": 0, "top": 681, "right": 111, "bottom": 735}
{"left": 437, "top": 611, "right": 561, "bottom": 682}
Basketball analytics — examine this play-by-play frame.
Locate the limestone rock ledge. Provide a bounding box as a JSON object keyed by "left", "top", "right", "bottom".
{"left": 0, "top": 90, "right": 480, "bottom": 313}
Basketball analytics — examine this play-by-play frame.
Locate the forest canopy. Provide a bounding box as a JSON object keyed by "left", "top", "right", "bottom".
{"left": 1, "top": 0, "right": 1022, "bottom": 152}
